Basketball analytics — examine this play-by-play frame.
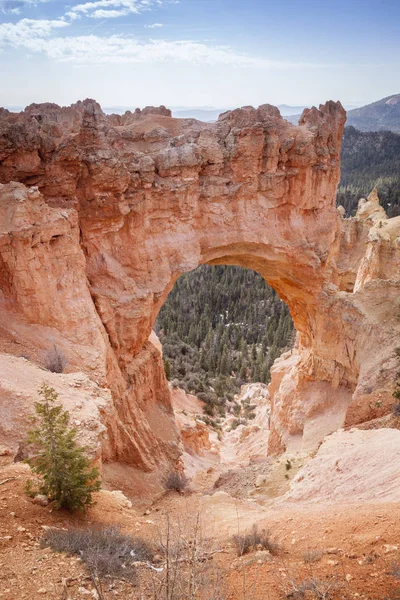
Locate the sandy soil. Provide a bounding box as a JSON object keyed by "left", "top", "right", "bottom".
{"left": 1, "top": 463, "right": 400, "bottom": 600}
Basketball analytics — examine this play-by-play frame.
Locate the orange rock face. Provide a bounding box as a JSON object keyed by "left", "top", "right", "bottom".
{"left": 171, "top": 387, "right": 211, "bottom": 457}
{"left": 0, "top": 99, "right": 399, "bottom": 476}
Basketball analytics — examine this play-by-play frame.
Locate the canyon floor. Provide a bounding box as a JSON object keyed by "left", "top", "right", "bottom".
{"left": 1, "top": 384, "right": 400, "bottom": 600}
{"left": 0, "top": 463, "right": 400, "bottom": 600}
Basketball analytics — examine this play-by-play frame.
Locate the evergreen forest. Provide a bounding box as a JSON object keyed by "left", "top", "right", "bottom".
{"left": 156, "top": 266, "right": 294, "bottom": 413}
{"left": 338, "top": 126, "right": 400, "bottom": 217}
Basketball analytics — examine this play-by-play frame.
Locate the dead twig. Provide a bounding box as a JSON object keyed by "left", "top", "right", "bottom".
{"left": 0, "top": 477, "right": 17, "bottom": 486}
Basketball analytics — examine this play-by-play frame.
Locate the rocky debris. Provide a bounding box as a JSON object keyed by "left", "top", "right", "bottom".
{"left": 282, "top": 428, "right": 400, "bottom": 504}
{"left": 0, "top": 99, "right": 399, "bottom": 478}
{"left": 0, "top": 353, "right": 111, "bottom": 463}
{"left": 31, "top": 495, "right": 49, "bottom": 507}
{"left": 230, "top": 549, "right": 273, "bottom": 569}
{"left": 100, "top": 490, "right": 133, "bottom": 510}
{"left": 200, "top": 490, "right": 268, "bottom": 538}
{"left": 171, "top": 383, "right": 274, "bottom": 486}
{"left": 213, "top": 461, "right": 273, "bottom": 499}
{"left": 220, "top": 383, "right": 271, "bottom": 466}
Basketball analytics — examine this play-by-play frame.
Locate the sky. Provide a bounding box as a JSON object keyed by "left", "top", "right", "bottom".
{"left": 0, "top": 0, "right": 399, "bottom": 110}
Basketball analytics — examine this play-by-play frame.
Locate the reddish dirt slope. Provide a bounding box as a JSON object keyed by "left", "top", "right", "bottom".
{"left": 1, "top": 463, "right": 400, "bottom": 599}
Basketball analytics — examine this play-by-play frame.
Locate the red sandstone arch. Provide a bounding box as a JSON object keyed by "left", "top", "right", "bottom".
{"left": 1, "top": 100, "right": 399, "bottom": 487}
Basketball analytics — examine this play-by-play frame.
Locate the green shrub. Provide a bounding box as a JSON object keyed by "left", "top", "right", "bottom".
{"left": 203, "top": 403, "right": 215, "bottom": 416}
{"left": 25, "top": 384, "right": 101, "bottom": 511}
{"left": 164, "top": 358, "right": 171, "bottom": 380}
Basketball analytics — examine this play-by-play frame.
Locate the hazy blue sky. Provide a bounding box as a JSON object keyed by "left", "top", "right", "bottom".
{"left": 0, "top": 0, "right": 399, "bottom": 109}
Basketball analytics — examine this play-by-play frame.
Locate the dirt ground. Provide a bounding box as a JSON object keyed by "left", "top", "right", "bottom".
{"left": 1, "top": 463, "right": 400, "bottom": 600}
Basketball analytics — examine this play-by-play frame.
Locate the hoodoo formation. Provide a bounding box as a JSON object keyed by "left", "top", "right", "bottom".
{"left": 1, "top": 100, "right": 399, "bottom": 488}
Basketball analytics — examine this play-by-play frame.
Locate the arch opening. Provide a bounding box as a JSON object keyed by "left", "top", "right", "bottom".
{"left": 155, "top": 264, "right": 295, "bottom": 418}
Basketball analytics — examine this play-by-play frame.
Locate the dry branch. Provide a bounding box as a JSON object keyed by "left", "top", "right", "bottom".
{"left": 0, "top": 477, "right": 17, "bottom": 486}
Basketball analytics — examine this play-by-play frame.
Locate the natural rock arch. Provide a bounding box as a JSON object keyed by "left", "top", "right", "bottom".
{"left": 0, "top": 100, "right": 399, "bottom": 487}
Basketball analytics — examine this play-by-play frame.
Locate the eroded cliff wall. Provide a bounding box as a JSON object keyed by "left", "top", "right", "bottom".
{"left": 0, "top": 99, "right": 399, "bottom": 478}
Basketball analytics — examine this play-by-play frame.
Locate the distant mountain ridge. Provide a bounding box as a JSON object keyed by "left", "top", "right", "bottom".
{"left": 346, "top": 94, "right": 400, "bottom": 133}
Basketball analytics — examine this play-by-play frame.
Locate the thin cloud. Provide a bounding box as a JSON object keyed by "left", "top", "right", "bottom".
{"left": 66, "top": 0, "right": 168, "bottom": 20}
{"left": 0, "top": 18, "right": 69, "bottom": 48}
{"left": 147, "top": 23, "right": 164, "bottom": 28}
{"left": 0, "top": 0, "right": 48, "bottom": 14}
{"left": 0, "top": 21, "right": 333, "bottom": 69}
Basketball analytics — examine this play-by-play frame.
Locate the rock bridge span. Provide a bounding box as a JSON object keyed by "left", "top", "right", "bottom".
{"left": 0, "top": 100, "right": 399, "bottom": 485}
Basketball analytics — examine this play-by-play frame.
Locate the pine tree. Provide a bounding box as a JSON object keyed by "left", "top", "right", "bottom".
{"left": 219, "top": 344, "right": 230, "bottom": 376}
{"left": 164, "top": 358, "right": 171, "bottom": 380}
{"left": 25, "top": 384, "right": 101, "bottom": 511}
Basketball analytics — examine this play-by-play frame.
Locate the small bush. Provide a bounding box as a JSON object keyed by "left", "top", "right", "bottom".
{"left": 163, "top": 358, "right": 171, "bottom": 380}
{"left": 391, "top": 561, "right": 400, "bottom": 580}
{"left": 200, "top": 415, "right": 220, "bottom": 429}
{"left": 283, "top": 576, "right": 342, "bottom": 599}
{"left": 231, "top": 418, "right": 246, "bottom": 430}
{"left": 163, "top": 471, "right": 188, "bottom": 492}
{"left": 232, "top": 525, "right": 281, "bottom": 557}
{"left": 393, "top": 402, "right": 400, "bottom": 417}
{"left": 44, "top": 344, "right": 67, "bottom": 373}
{"left": 42, "top": 525, "right": 152, "bottom": 585}
{"left": 303, "top": 549, "right": 323, "bottom": 563}
{"left": 203, "top": 403, "right": 215, "bottom": 416}
{"left": 232, "top": 402, "right": 241, "bottom": 416}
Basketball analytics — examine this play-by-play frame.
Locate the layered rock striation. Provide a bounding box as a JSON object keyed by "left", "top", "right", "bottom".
{"left": 0, "top": 99, "right": 399, "bottom": 477}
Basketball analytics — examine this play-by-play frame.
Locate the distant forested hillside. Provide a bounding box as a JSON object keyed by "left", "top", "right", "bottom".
{"left": 156, "top": 266, "right": 294, "bottom": 414}
{"left": 346, "top": 94, "right": 400, "bottom": 133}
{"left": 337, "top": 126, "right": 400, "bottom": 217}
